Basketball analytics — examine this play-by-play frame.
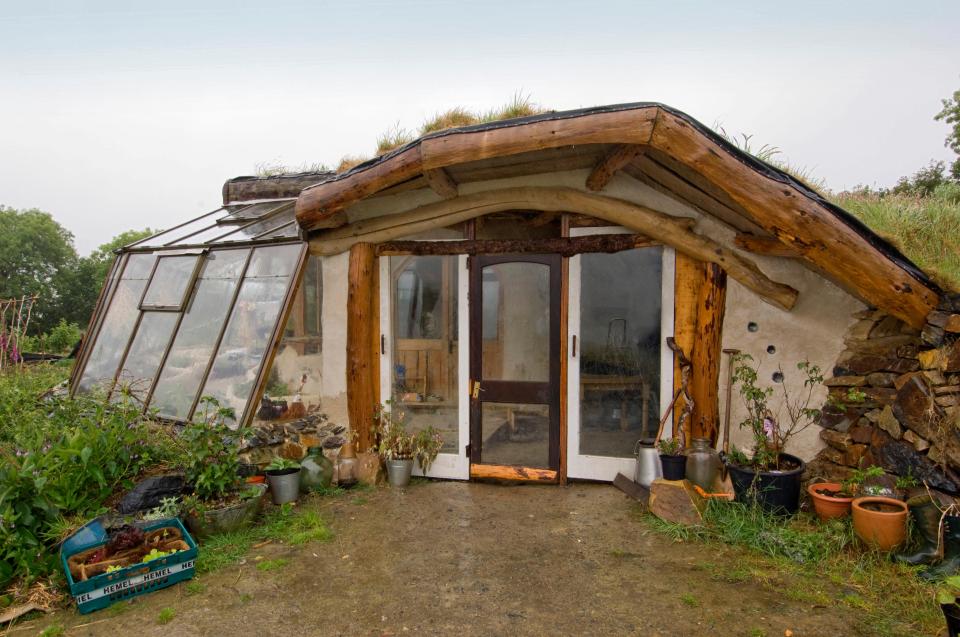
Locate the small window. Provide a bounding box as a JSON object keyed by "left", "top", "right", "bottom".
{"left": 141, "top": 254, "right": 202, "bottom": 310}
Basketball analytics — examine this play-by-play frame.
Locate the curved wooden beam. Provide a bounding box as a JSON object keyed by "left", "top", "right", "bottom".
{"left": 648, "top": 110, "right": 937, "bottom": 327}
{"left": 312, "top": 186, "right": 799, "bottom": 310}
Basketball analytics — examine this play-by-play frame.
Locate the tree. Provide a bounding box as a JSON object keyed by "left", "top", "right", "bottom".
{"left": 0, "top": 206, "right": 77, "bottom": 333}
{"left": 935, "top": 86, "right": 960, "bottom": 180}
{"left": 0, "top": 204, "right": 154, "bottom": 334}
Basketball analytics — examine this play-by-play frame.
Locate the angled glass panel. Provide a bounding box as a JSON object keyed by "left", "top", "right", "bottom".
{"left": 254, "top": 221, "right": 300, "bottom": 241}
{"left": 141, "top": 255, "right": 200, "bottom": 309}
{"left": 246, "top": 243, "right": 302, "bottom": 277}
{"left": 217, "top": 201, "right": 291, "bottom": 224}
{"left": 150, "top": 249, "right": 250, "bottom": 420}
{"left": 198, "top": 244, "right": 301, "bottom": 424}
{"left": 77, "top": 278, "right": 148, "bottom": 393}
{"left": 166, "top": 223, "right": 232, "bottom": 247}
{"left": 213, "top": 207, "right": 296, "bottom": 244}
{"left": 122, "top": 252, "right": 157, "bottom": 280}
{"left": 132, "top": 210, "right": 230, "bottom": 248}
{"left": 115, "top": 312, "right": 179, "bottom": 401}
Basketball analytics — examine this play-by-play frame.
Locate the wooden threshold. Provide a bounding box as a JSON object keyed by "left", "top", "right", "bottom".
{"left": 470, "top": 464, "right": 558, "bottom": 483}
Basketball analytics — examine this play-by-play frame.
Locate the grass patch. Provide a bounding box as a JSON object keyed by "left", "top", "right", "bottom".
{"left": 642, "top": 500, "right": 941, "bottom": 636}
{"left": 256, "top": 558, "right": 289, "bottom": 572}
{"left": 184, "top": 581, "right": 206, "bottom": 596}
{"left": 38, "top": 625, "right": 65, "bottom": 637}
{"left": 679, "top": 592, "right": 698, "bottom": 607}
{"left": 835, "top": 183, "right": 960, "bottom": 290}
{"left": 156, "top": 607, "right": 175, "bottom": 625}
{"left": 196, "top": 501, "right": 333, "bottom": 575}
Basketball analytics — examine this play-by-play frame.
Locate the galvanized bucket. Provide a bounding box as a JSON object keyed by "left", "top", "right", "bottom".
{"left": 266, "top": 468, "right": 301, "bottom": 504}
{"left": 386, "top": 459, "right": 414, "bottom": 487}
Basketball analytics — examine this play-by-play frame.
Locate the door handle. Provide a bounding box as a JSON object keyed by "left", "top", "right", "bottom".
{"left": 572, "top": 335, "right": 577, "bottom": 358}
{"left": 472, "top": 381, "right": 481, "bottom": 399}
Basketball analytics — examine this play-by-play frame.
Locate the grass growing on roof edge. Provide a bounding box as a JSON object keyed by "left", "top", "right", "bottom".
{"left": 638, "top": 499, "right": 941, "bottom": 637}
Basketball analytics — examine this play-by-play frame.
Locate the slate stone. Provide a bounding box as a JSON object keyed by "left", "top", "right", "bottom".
{"left": 922, "top": 324, "right": 947, "bottom": 347}
{"left": 849, "top": 423, "right": 875, "bottom": 444}
{"left": 870, "top": 437, "right": 960, "bottom": 494}
{"left": 927, "top": 311, "right": 952, "bottom": 328}
{"left": 865, "top": 372, "right": 899, "bottom": 388}
{"left": 871, "top": 315, "right": 906, "bottom": 338}
{"left": 843, "top": 335, "right": 917, "bottom": 356}
{"left": 938, "top": 293, "right": 960, "bottom": 313}
{"left": 892, "top": 375, "right": 944, "bottom": 441}
{"left": 897, "top": 344, "right": 920, "bottom": 359}
{"left": 820, "top": 428, "right": 851, "bottom": 450}
{"left": 877, "top": 406, "right": 902, "bottom": 439}
{"left": 118, "top": 474, "right": 187, "bottom": 514}
{"left": 322, "top": 434, "right": 348, "bottom": 449}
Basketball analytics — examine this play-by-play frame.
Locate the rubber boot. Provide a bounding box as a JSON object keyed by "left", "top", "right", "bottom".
{"left": 921, "top": 515, "right": 960, "bottom": 581}
{"left": 896, "top": 495, "right": 941, "bottom": 566}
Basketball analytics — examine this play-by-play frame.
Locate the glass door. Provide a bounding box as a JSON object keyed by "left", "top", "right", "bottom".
{"left": 567, "top": 228, "right": 675, "bottom": 481}
{"left": 469, "top": 254, "right": 561, "bottom": 478}
{"left": 380, "top": 255, "right": 470, "bottom": 479}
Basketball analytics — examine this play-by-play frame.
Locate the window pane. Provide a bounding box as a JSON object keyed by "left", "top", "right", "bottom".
{"left": 480, "top": 403, "right": 550, "bottom": 467}
{"left": 481, "top": 262, "right": 549, "bottom": 382}
{"left": 150, "top": 250, "right": 250, "bottom": 419}
{"left": 390, "top": 256, "right": 459, "bottom": 453}
{"left": 256, "top": 256, "right": 323, "bottom": 425}
{"left": 246, "top": 244, "right": 302, "bottom": 277}
{"left": 214, "top": 207, "right": 296, "bottom": 243}
{"left": 218, "top": 201, "right": 290, "bottom": 224}
{"left": 115, "top": 312, "right": 179, "bottom": 400}
{"left": 77, "top": 279, "right": 148, "bottom": 392}
{"left": 578, "top": 247, "right": 662, "bottom": 457}
{"left": 122, "top": 253, "right": 156, "bottom": 280}
{"left": 141, "top": 255, "right": 199, "bottom": 308}
{"left": 134, "top": 211, "right": 227, "bottom": 248}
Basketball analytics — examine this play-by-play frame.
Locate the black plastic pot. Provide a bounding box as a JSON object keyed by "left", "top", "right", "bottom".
{"left": 944, "top": 603, "right": 960, "bottom": 637}
{"left": 660, "top": 454, "right": 687, "bottom": 481}
{"left": 727, "top": 453, "right": 806, "bottom": 515}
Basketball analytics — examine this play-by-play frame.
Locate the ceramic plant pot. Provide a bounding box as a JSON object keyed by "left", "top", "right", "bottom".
{"left": 266, "top": 468, "right": 302, "bottom": 505}
{"left": 852, "top": 496, "right": 908, "bottom": 550}
{"left": 807, "top": 482, "right": 854, "bottom": 522}
{"left": 386, "top": 458, "right": 414, "bottom": 487}
{"left": 727, "top": 453, "right": 805, "bottom": 515}
{"left": 659, "top": 454, "right": 687, "bottom": 481}
{"left": 185, "top": 484, "right": 267, "bottom": 540}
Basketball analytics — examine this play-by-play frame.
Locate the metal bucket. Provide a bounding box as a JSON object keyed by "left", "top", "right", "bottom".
{"left": 266, "top": 468, "right": 301, "bottom": 504}
{"left": 634, "top": 438, "right": 663, "bottom": 487}
{"left": 386, "top": 459, "right": 414, "bottom": 487}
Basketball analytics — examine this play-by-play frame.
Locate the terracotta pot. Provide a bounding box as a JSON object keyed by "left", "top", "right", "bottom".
{"left": 852, "top": 496, "right": 908, "bottom": 550}
{"left": 245, "top": 475, "right": 266, "bottom": 484}
{"left": 807, "top": 482, "right": 853, "bottom": 522}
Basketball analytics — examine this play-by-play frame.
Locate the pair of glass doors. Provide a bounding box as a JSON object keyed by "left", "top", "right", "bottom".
{"left": 379, "top": 230, "right": 674, "bottom": 482}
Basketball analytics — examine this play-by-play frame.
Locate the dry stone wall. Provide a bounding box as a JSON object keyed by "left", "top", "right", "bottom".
{"left": 806, "top": 293, "right": 960, "bottom": 497}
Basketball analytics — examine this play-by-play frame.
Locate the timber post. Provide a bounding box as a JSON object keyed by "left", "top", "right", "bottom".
{"left": 690, "top": 263, "right": 727, "bottom": 445}
{"left": 347, "top": 242, "right": 377, "bottom": 451}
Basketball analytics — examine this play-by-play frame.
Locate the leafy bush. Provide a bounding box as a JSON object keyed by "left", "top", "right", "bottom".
{"left": 0, "top": 365, "right": 174, "bottom": 585}
{"left": 181, "top": 397, "right": 248, "bottom": 502}
{"left": 18, "top": 320, "right": 82, "bottom": 355}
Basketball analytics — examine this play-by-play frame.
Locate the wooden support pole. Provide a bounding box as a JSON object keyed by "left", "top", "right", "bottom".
{"left": 374, "top": 234, "right": 658, "bottom": 257}
{"left": 347, "top": 242, "right": 377, "bottom": 452}
{"left": 690, "top": 263, "right": 727, "bottom": 446}
{"left": 423, "top": 168, "right": 459, "bottom": 199}
{"left": 585, "top": 144, "right": 644, "bottom": 191}
{"left": 672, "top": 254, "right": 704, "bottom": 441}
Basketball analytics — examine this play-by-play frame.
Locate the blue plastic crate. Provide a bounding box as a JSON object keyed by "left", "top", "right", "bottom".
{"left": 60, "top": 517, "right": 197, "bottom": 614}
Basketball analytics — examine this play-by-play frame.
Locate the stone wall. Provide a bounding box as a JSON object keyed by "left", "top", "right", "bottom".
{"left": 239, "top": 412, "right": 347, "bottom": 468}
{"left": 806, "top": 293, "right": 960, "bottom": 497}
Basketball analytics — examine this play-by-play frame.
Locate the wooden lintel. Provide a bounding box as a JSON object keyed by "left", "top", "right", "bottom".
{"left": 423, "top": 168, "right": 459, "bottom": 199}
{"left": 585, "top": 144, "right": 645, "bottom": 191}
{"left": 346, "top": 242, "right": 377, "bottom": 452}
{"left": 375, "top": 234, "right": 659, "bottom": 257}
{"left": 470, "top": 464, "right": 558, "bottom": 482}
{"left": 312, "top": 186, "right": 798, "bottom": 311}
{"left": 734, "top": 233, "right": 802, "bottom": 258}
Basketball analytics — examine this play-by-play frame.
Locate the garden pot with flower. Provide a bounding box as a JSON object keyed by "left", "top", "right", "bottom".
{"left": 265, "top": 457, "right": 301, "bottom": 504}
{"left": 373, "top": 402, "right": 444, "bottom": 487}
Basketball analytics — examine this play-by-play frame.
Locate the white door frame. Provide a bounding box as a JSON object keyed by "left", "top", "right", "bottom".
{"left": 565, "top": 227, "right": 675, "bottom": 481}
{"left": 379, "top": 255, "right": 470, "bottom": 480}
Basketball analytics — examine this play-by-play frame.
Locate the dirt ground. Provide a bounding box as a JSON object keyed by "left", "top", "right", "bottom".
{"left": 17, "top": 481, "right": 862, "bottom": 637}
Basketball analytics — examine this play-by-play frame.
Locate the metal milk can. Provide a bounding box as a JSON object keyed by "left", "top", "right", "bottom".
{"left": 634, "top": 438, "right": 663, "bottom": 487}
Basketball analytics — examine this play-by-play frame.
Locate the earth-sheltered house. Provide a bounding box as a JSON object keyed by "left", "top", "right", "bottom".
{"left": 70, "top": 102, "right": 960, "bottom": 488}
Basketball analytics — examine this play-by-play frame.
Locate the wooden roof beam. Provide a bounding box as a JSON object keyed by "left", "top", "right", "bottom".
{"left": 648, "top": 108, "right": 937, "bottom": 327}
{"left": 734, "top": 233, "right": 802, "bottom": 258}
{"left": 423, "top": 168, "right": 459, "bottom": 199}
{"left": 311, "top": 186, "right": 798, "bottom": 311}
{"left": 585, "top": 144, "right": 645, "bottom": 191}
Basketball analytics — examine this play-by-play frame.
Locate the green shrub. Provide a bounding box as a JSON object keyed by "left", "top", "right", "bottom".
{"left": 181, "top": 397, "right": 248, "bottom": 502}
{"left": 0, "top": 365, "right": 172, "bottom": 585}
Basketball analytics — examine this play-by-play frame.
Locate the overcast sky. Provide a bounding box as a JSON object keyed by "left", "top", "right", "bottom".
{"left": 2, "top": 1, "right": 958, "bottom": 254}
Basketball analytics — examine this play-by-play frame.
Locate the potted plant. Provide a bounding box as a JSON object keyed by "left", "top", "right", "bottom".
{"left": 724, "top": 355, "right": 826, "bottom": 514}
{"left": 808, "top": 464, "right": 884, "bottom": 522}
{"left": 373, "top": 403, "right": 444, "bottom": 487}
{"left": 265, "top": 457, "right": 302, "bottom": 505}
{"left": 180, "top": 397, "right": 267, "bottom": 539}
{"left": 937, "top": 576, "right": 960, "bottom": 636}
{"left": 852, "top": 495, "right": 908, "bottom": 550}
{"left": 657, "top": 438, "right": 686, "bottom": 481}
